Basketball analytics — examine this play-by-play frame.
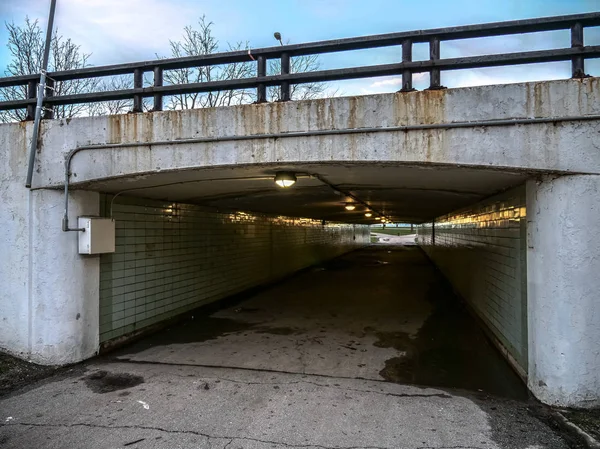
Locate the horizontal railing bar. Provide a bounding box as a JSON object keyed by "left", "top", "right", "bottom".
{"left": 0, "top": 12, "right": 599, "bottom": 89}
{"left": 0, "top": 45, "right": 597, "bottom": 111}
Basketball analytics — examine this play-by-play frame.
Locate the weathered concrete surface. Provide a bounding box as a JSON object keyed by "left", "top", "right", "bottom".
{"left": 0, "top": 247, "right": 568, "bottom": 449}
{"left": 3, "top": 77, "right": 596, "bottom": 189}
{"left": 526, "top": 174, "right": 600, "bottom": 408}
{"left": 1, "top": 120, "right": 101, "bottom": 364}
{"left": 0, "top": 362, "right": 568, "bottom": 449}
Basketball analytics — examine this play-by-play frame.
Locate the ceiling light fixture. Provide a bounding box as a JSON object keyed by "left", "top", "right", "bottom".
{"left": 364, "top": 212, "right": 372, "bottom": 218}
{"left": 344, "top": 203, "right": 356, "bottom": 211}
{"left": 274, "top": 172, "right": 297, "bottom": 188}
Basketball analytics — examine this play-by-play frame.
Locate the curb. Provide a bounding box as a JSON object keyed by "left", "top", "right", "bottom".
{"left": 551, "top": 410, "right": 600, "bottom": 449}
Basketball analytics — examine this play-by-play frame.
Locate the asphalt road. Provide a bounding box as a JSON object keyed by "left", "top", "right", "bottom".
{"left": 0, "top": 246, "right": 571, "bottom": 449}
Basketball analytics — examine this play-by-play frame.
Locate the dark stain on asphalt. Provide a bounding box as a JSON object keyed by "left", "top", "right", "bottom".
{"left": 84, "top": 370, "right": 144, "bottom": 393}
{"left": 255, "top": 326, "right": 300, "bottom": 336}
{"left": 119, "top": 316, "right": 302, "bottom": 355}
{"left": 119, "top": 317, "right": 253, "bottom": 353}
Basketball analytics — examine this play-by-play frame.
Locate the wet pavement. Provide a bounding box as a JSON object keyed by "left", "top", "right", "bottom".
{"left": 0, "top": 246, "right": 571, "bottom": 448}
{"left": 117, "top": 245, "right": 526, "bottom": 400}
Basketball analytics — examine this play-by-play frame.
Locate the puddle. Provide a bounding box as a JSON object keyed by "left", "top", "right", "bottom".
{"left": 373, "top": 281, "right": 528, "bottom": 400}
{"left": 84, "top": 370, "right": 144, "bottom": 393}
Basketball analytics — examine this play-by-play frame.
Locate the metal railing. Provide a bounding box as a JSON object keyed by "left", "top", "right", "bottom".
{"left": 0, "top": 12, "right": 599, "bottom": 117}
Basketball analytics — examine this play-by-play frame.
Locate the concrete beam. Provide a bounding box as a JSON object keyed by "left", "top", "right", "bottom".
{"left": 5, "top": 77, "right": 596, "bottom": 190}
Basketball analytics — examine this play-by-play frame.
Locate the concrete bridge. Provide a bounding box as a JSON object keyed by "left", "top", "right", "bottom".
{"left": 2, "top": 10, "right": 600, "bottom": 410}
{"left": 1, "top": 77, "right": 599, "bottom": 408}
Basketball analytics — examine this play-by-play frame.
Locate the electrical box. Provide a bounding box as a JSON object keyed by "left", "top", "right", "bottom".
{"left": 78, "top": 217, "right": 116, "bottom": 255}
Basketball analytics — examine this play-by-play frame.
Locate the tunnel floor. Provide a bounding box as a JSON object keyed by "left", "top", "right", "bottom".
{"left": 118, "top": 245, "right": 527, "bottom": 400}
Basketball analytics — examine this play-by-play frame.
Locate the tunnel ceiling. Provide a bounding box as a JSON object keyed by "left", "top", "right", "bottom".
{"left": 83, "top": 163, "right": 530, "bottom": 223}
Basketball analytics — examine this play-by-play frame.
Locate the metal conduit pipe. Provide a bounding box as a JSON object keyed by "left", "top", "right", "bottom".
{"left": 308, "top": 173, "right": 389, "bottom": 219}
{"left": 61, "top": 113, "right": 600, "bottom": 232}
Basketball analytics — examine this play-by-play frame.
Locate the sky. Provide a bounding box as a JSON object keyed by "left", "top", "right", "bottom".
{"left": 0, "top": 0, "right": 598, "bottom": 95}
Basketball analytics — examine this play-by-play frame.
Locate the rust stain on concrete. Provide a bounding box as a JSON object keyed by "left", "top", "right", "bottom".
{"left": 533, "top": 82, "right": 549, "bottom": 118}
{"left": 393, "top": 89, "right": 446, "bottom": 126}
{"left": 316, "top": 99, "right": 326, "bottom": 130}
{"left": 108, "top": 115, "right": 122, "bottom": 144}
{"left": 348, "top": 96, "right": 359, "bottom": 130}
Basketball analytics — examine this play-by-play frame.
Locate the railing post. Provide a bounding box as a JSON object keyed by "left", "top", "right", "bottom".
{"left": 133, "top": 68, "right": 144, "bottom": 112}
{"left": 401, "top": 39, "right": 414, "bottom": 92}
{"left": 26, "top": 80, "right": 36, "bottom": 120}
{"left": 153, "top": 67, "right": 163, "bottom": 111}
{"left": 570, "top": 22, "right": 586, "bottom": 78}
{"left": 428, "top": 37, "right": 444, "bottom": 90}
{"left": 280, "top": 52, "right": 291, "bottom": 101}
{"left": 257, "top": 55, "right": 267, "bottom": 103}
{"left": 42, "top": 78, "right": 54, "bottom": 119}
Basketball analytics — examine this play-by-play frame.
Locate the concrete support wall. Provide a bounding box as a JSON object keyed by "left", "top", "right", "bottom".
{"left": 417, "top": 186, "right": 528, "bottom": 375}
{"left": 98, "top": 196, "right": 369, "bottom": 343}
{"left": 526, "top": 175, "right": 600, "bottom": 408}
{"left": 0, "top": 187, "right": 100, "bottom": 365}
{"left": 1, "top": 122, "right": 100, "bottom": 364}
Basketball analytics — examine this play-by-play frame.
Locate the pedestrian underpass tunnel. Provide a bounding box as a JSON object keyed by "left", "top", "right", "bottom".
{"left": 89, "top": 162, "right": 529, "bottom": 400}
{"left": 114, "top": 245, "right": 528, "bottom": 401}
{"left": 2, "top": 79, "right": 600, "bottom": 409}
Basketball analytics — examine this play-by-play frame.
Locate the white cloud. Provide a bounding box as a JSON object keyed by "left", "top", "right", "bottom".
{"left": 55, "top": 0, "right": 199, "bottom": 62}
{"left": 370, "top": 73, "right": 427, "bottom": 88}
{"left": 1, "top": 0, "right": 223, "bottom": 65}
{"left": 370, "top": 78, "right": 402, "bottom": 87}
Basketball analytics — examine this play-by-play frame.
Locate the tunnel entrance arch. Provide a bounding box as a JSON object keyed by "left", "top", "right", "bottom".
{"left": 92, "top": 162, "right": 531, "bottom": 395}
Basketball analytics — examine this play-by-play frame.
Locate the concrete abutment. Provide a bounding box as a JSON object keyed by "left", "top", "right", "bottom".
{"left": 526, "top": 174, "right": 600, "bottom": 408}
{"left": 0, "top": 189, "right": 100, "bottom": 365}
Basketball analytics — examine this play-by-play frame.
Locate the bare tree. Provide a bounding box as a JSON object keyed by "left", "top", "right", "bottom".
{"left": 0, "top": 18, "right": 99, "bottom": 122}
{"left": 87, "top": 75, "right": 135, "bottom": 116}
{"left": 268, "top": 51, "right": 327, "bottom": 101}
{"left": 161, "top": 17, "right": 329, "bottom": 110}
{"left": 0, "top": 16, "right": 332, "bottom": 122}
{"left": 162, "top": 16, "right": 255, "bottom": 110}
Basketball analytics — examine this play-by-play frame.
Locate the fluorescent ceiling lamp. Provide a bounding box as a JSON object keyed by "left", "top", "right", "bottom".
{"left": 274, "top": 172, "right": 297, "bottom": 188}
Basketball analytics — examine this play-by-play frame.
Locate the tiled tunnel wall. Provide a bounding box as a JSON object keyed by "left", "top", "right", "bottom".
{"left": 99, "top": 195, "right": 370, "bottom": 343}
{"left": 417, "top": 185, "right": 528, "bottom": 373}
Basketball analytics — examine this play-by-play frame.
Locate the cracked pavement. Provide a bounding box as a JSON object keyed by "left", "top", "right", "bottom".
{"left": 0, "top": 362, "right": 569, "bottom": 449}
{"left": 0, "top": 247, "right": 571, "bottom": 448}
